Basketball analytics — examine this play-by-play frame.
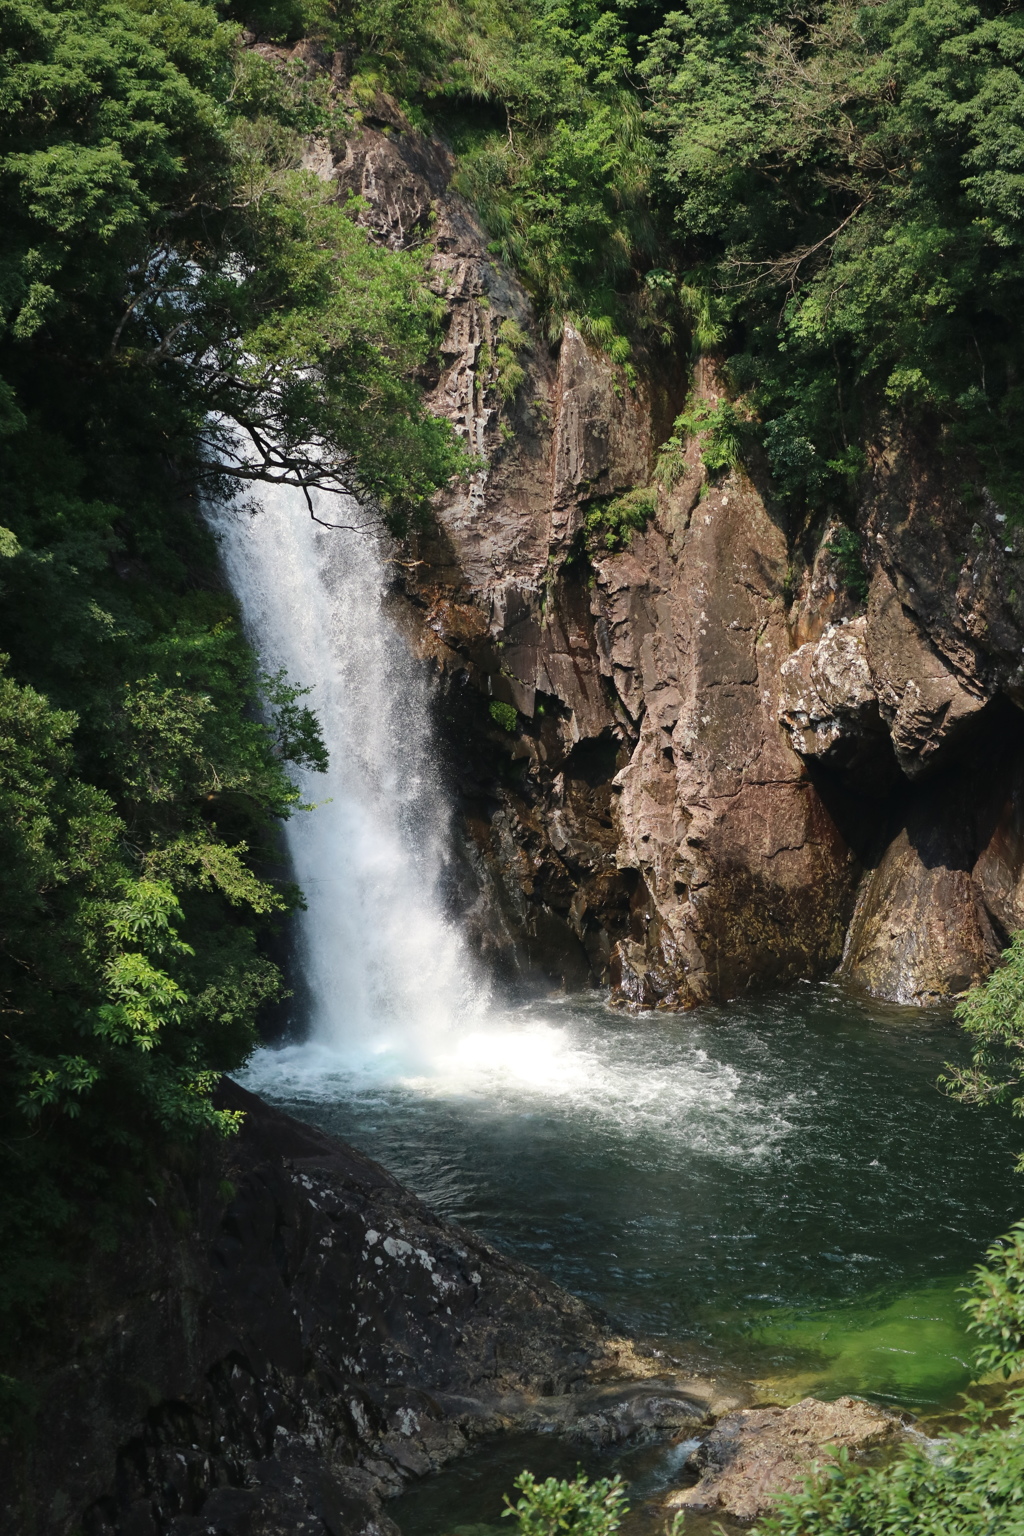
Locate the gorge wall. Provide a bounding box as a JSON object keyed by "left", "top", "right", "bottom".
{"left": 294, "top": 52, "right": 1024, "bottom": 1009}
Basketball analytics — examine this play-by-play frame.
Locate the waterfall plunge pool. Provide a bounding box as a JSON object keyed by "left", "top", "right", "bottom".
{"left": 212, "top": 482, "right": 1023, "bottom": 1531}
{"left": 240, "top": 981, "right": 1021, "bottom": 1413}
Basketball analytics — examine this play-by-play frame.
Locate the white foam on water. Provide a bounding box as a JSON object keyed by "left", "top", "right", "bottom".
{"left": 237, "top": 1006, "right": 793, "bottom": 1163}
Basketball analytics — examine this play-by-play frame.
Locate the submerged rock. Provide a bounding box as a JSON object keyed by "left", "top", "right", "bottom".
{"left": 665, "top": 1394, "right": 907, "bottom": 1523}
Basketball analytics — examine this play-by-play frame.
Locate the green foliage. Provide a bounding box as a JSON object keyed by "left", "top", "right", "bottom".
{"left": 964, "top": 1220, "right": 1024, "bottom": 1380}
{"left": 0, "top": 0, "right": 472, "bottom": 1346}
{"left": 495, "top": 317, "right": 529, "bottom": 402}
{"left": 583, "top": 487, "right": 656, "bottom": 551}
{"left": 224, "top": 0, "right": 335, "bottom": 45}
{"left": 656, "top": 398, "right": 742, "bottom": 487}
{"left": 334, "top": 0, "right": 658, "bottom": 352}
{"left": 943, "top": 931, "right": 1024, "bottom": 1165}
{"left": 640, "top": 0, "right": 1024, "bottom": 514}
{"left": 489, "top": 698, "right": 518, "bottom": 733}
{"left": 0, "top": 0, "right": 467, "bottom": 526}
{"left": 503, "top": 1470, "right": 627, "bottom": 1536}
{"left": 756, "top": 1393, "right": 1024, "bottom": 1536}
{"left": 827, "top": 525, "right": 869, "bottom": 603}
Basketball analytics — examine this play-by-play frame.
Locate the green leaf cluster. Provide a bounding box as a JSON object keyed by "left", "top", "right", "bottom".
{"left": 489, "top": 698, "right": 519, "bottom": 732}
{"left": 640, "top": 0, "right": 1024, "bottom": 512}
{"left": 944, "top": 930, "right": 1024, "bottom": 1159}
{"left": 827, "top": 524, "right": 870, "bottom": 603}
{"left": 583, "top": 487, "right": 656, "bottom": 551}
{"left": 756, "top": 1397, "right": 1024, "bottom": 1536}
{"left": 503, "top": 1470, "right": 627, "bottom": 1536}
{"left": 1, "top": 0, "right": 467, "bottom": 525}
{"left": 323, "top": 0, "right": 1024, "bottom": 514}
{"left": 655, "top": 397, "right": 743, "bottom": 487}
{"left": 495, "top": 317, "right": 529, "bottom": 402}
{"left": 964, "top": 1220, "right": 1024, "bottom": 1380}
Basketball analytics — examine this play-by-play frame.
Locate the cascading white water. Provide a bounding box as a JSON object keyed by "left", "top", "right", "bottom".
{"left": 209, "top": 479, "right": 783, "bottom": 1145}
{"left": 208, "top": 483, "right": 491, "bottom": 1075}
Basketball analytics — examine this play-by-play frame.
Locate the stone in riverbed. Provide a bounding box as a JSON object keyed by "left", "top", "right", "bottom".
{"left": 664, "top": 1394, "right": 907, "bottom": 1523}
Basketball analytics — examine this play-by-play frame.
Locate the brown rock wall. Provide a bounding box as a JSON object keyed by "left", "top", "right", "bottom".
{"left": 774, "top": 428, "right": 1024, "bottom": 1001}
{"left": 603, "top": 470, "right": 858, "bottom": 1005}
{"left": 293, "top": 65, "right": 1024, "bottom": 1008}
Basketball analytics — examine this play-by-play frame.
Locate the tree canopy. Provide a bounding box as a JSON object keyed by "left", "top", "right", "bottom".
{"left": 333, "top": 0, "right": 1024, "bottom": 513}
{"left": 0, "top": 0, "right": 465, "bottom": 1344}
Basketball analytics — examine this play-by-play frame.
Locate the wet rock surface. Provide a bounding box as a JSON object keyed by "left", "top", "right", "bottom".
{"left": 665, "top": 1395, "right": 908, "bottom": 1523}
{"left": 0, "top": 1083, "right": 728, "bottom": 1536}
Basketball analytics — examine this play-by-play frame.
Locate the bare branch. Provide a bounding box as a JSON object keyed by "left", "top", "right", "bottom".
{"left": 727, "top": 199, "right": 868, "bottom": 293}
{"left": 200, "top": 417, "right": 379, "bottom": 533}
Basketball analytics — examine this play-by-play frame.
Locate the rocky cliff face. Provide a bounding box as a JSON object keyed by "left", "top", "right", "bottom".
{"left": 298, "top": 56, "right": 1024, "bottom": 1008}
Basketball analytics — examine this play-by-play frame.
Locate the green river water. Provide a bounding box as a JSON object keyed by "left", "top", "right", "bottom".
{"left": 243, "top": 981, "right": 1023, "bottom": 1530}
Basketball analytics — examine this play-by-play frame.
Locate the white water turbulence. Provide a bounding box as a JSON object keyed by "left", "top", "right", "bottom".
{"left": 209, "top": 482, "right": 490, "bottom": 1078}
{"left": 209, "top": 482, "right": 793, "bottom": 1163}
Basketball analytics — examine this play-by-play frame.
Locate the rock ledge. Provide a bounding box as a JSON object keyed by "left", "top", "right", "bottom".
{"left": 666, "top": 1395, "right": 908, "bottom": 1523}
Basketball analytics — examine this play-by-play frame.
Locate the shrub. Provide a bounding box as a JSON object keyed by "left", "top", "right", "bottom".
{"left": 943, "top": 930, "right": 1024, "bottom": 1167}
{"left": 503, "top": 1471, "right": 627, "bottom": 1536}
{"left": 827, "top": 526, "right": 869, "bottom": 603}
{"left": 583, "top": 489, "right": 657, "bottom": 552}
{"left": 496, "top": 319, "right": 529, "bottom": 402}
{"left": 656, "top": 399, "right": 743, "bottom": 488}
{"left": 489, "top": 699, "right": 518, "bottom": 732}
{"left": 757, "top": 1393, "right": 1024, "bottom": 1536}
{"left": 964, "top": 1220, "right": 1024, "bottom": 1380}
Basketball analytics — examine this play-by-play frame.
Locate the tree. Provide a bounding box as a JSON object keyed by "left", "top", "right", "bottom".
{"left": 0, "top": 0, "right": 467, "bottom": 1343}
{"left": 640, "top": 0, "right": 1024, "bottom": 510}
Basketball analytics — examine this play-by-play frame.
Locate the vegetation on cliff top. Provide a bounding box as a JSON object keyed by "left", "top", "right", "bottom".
{"left": 312, "top": 0, "right": 1024, "bottom": 518}
{"left": 643, "top": 0, "right": 1024, "bottom": 514}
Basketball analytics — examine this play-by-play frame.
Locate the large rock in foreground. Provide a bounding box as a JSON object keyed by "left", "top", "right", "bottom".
{"left": 666, "top": 1395, "right": 907, "bottom": 1523}
{"left": 0, "top": 1082, "right": 723, "bottom": 1536}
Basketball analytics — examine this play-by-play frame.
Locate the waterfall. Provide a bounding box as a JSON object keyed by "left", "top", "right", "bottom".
{"left": 210, "top": 480, "right": 695, "bottom": 1108}
{"left": 208, "top": 483, "right": 490, "bottom": 1076}
{"left": 207, "top": 483, "right": 796, "bottom": 1145}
